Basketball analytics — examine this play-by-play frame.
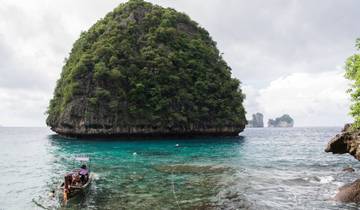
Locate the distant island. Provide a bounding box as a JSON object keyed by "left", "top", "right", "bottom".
{"left": 46, "top": 0, "right": 246, "bottom": 138}
{"left": 268, "top": 114, "right": 294, "bottom": 128}
{"left": 247, "top": 113, "right": 264, "bottom": 128}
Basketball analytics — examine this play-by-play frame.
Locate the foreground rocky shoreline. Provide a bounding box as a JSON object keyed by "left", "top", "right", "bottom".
{"left": 325, "top": 124, "right": 360, "bottom": 160}
{"left": 325, "top": 124, "right": 360, "bottom": 203}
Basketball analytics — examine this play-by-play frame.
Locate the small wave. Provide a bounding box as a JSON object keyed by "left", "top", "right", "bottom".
{"left": 314, "top": 175, "right": 334, "bottom": 184}
{"left": 92, "top": 173, "right": 100, "bottom": 180}
{"left": 334, "top": 181, "right": 345, "bottom": 187}
{"left": 289, "top": 175, "right": 335, "bottom": 184}
{"left": 215, "top": 187, "right": 254, "bottom": 209}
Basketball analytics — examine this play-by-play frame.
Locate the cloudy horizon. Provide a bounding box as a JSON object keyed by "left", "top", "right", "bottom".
{"left": 0, "top": 0, "right": 358, "bottom": 127}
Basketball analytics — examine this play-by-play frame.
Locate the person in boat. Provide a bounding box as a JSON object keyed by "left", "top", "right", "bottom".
{"left": 72, "top": 173, "right": 81, "bottom": 186}
{"left": 64, "top": 173, "right": 73, "bottom": 193}
{"left": 79, "top": 164, "right": 89, "bottom": 184}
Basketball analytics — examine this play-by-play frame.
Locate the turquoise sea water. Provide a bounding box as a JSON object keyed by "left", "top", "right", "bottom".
{"left": 0, "top": 127, "right": 360, "bottom": 209}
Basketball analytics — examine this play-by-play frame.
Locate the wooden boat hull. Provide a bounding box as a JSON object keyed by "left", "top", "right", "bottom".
{"left": 59, "top": 174, "right": 92, "bottom": 199}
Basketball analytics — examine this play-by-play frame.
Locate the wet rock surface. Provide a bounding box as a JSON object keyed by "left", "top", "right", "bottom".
{"left": 342, "top": 167, "right": 355, "bottom": 173}
{"left": 335, "top": 179, "right": 360, "bottom": 202}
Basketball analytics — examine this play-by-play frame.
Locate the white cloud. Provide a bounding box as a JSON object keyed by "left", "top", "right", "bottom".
{"left": 0, "top": 88, "right": 50, "bottom": 126}
{"left": 243, "top": 71, "right": 352, "bottom": 126}
{"left": 242, "top": 85, "right": 260, "bottom": 119}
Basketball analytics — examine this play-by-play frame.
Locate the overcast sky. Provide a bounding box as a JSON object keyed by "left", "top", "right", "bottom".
{"left": 0, "top": 0, "right": 359, "bottom": 127}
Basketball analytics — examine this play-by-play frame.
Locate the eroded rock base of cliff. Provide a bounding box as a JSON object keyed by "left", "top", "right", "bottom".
{"left": 325, "top": 124, "right": 360, "bottom": 160}
{"left": 52, "top": 127, "right": 243, "bottom": 139}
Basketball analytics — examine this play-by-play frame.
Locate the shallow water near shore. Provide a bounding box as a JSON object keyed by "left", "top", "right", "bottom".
{"left": 1, "top": 127, "right": 360, "bottom": 209}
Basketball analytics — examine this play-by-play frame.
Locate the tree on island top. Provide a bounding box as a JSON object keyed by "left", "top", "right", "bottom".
{"left": 345, "top": 38, "right": 360, "bottom": 129}
{"left": 46, "top": 0, "right": 246, "bottom": 137}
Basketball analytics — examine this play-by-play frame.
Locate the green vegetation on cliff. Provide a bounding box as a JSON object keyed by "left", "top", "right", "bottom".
{"left": 46, "top": 0, "right": 246, "bottom": 135}
{"left": 345, "top": 38, "right": 360, "bottom": 128}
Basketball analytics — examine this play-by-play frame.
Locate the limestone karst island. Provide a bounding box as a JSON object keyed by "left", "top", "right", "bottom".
{"left": 46, "top": 0, "right": 246, "bottom": 138}
{"left": 268, "top": 114, "right": 294, "bottom": 128}
{"left": 246, "top": 113, "right": 294, "bottom": 128}
{"left": 246, "top": 113, "right": 264, "bottom": 128}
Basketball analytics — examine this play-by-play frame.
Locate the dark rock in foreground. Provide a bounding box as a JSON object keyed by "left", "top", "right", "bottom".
{"left": 46, "top": 0, "right": 246, "bottom": 138}
{"left": 326, "top": 124, "right": 360, "bottom": 203}
{"left": 335, "top": 179, "right": 360, "bottom": 203}
{"left": 342, "top": 167, "right": 355, "bottom": 173}
{"left": 325, "top": 124, "right": 360, "bottom": 160}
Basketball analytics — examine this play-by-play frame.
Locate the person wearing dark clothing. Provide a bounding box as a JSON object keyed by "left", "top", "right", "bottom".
{"left": 79, "top": 165, "right": 89, "bottom": 184}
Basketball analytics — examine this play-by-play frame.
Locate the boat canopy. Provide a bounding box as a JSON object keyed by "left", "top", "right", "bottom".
{"left": 75, "top": 157, "right": 90, "bottom": 161}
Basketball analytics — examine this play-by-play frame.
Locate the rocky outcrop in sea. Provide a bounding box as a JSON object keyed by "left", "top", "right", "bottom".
{"left": 268, "top": 114, "right": 294, "bottom": 128}
{"left": 325, "top": 124, "right": 360, "bottom": 160}
{"left": 325, "top": 124, "right": 360, "bottom": 203}
{"left": 46, "top": 0, "right": 246, "bottom": 138}
{"left": 247, "top": 113, "right": 264, "bottom": 128}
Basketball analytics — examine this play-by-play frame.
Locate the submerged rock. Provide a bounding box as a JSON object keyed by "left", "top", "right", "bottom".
{"left": 154, "top": 164, "right": 233, "bottom": 174}
{"left": 46, "top": 0, "right": 246, "bottom": 138}
{"left": 215, "top": 188, "right": 253, "bottom": 210}
{"left": 342, "top": 167, "right": 355, "bottom": 173}
{"left": 335, "top": 179, "right": 360, "bottom": 203}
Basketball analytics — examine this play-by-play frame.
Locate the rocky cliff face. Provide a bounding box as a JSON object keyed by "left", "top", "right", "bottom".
{"left": 46, "top": 0, "right": 246, "bottom": 138}
{"left": 268, "top": 114, "right": 294, "bottom": 128}
{"left": 247, "top": 113, "right": 264, "bottom": 128}
{"left": 325, "top": 124, "right": 360, "bottom": 160}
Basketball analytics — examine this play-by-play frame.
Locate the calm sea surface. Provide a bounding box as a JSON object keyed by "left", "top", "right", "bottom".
{"left": 0, "top": 127, "right": 360, "bottom": 210}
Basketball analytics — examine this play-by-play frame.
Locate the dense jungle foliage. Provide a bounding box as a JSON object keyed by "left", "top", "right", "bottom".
{"left": 47, "top": 0, "right": 246, "bottom": 130}
{"left": 345, "top": 38, "right": 360, "bottom": 129}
